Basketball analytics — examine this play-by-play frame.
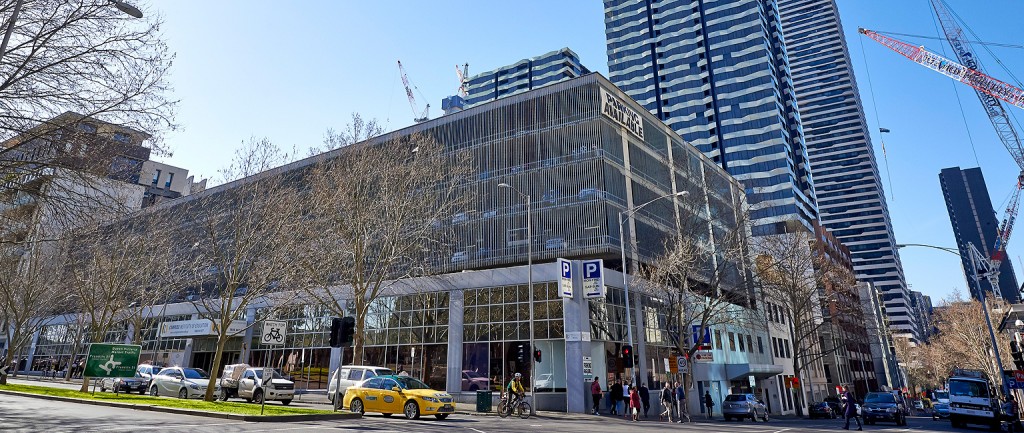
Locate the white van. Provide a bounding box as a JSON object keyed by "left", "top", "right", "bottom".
{"left": 327, "top": 365, "right": 394, "bottom": 405}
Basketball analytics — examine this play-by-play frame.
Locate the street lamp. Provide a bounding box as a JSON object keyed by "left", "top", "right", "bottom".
{"left": 618, "top": 190, "right": 688, "bottom": 384}
{"left": 0, "top": 0, "right": 143, "bottom": 64}
{"left": 497, "top": 182, "right": 534, "bottom": 413}
{"left": 896, "top": 242, "right": 1008, "bottom": 394}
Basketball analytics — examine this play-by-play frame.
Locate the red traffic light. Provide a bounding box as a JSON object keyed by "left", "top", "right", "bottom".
{"left": 534, "top": 349, "right": 542, "bottom": 363}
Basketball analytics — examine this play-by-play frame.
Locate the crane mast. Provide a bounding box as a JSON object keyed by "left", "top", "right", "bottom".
{"left": 397, "top": 60, "right": 430, "bottom": 123}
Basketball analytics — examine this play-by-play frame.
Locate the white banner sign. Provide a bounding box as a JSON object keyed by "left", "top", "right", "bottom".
{"left": 581, "top": 259, "right": 605, "bottom": 298}
{"left": 158, "top": 319, "right": 246, "bottom": 338}
{"left": 557, "top": 258, "right": 574, "bottom": 298}
{"left": 600, "top": 88, "right": 645, "bottom": 140}
{"left": 260, "top": 320, "right": 287, "bottom": 346}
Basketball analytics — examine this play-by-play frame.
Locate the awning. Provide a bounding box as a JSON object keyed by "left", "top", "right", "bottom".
{"left": 726, "top": 363, "right": 784, "bottom": 380}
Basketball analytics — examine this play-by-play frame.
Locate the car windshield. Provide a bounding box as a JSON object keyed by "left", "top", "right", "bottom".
{"left": 950, "top": 380, "right": 990, "bottom": 398}
{"left": 865, "top": 393, "right": 896, "bottom": 403}
{"left": 724, "top": 395, "right": 747, "bottom": 402}
{"left": 254, "top": 369, "right": 284, "bottom": 380}
{"left": 395, "top": 377, "right": 431, "bottom": 390}
{"left": 183, "top": 368, "right": 209, "bottom": 379}
{"left": 934, "top": 391, "right": 949, "bottom": 400}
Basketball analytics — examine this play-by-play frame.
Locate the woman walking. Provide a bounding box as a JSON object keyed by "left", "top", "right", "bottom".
{"left": 629, "top": 385, "right": 642, "bottom": 422}
{"left": 704, "top": 391, "right": 714, "bottom": 420}
{"left": 659, "top": 382, "right": 675, "bottom": 421}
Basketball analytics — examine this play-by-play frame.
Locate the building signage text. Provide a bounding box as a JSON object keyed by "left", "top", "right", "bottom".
{"left": 600, "top": 88, "right": 645, "bottom": 140}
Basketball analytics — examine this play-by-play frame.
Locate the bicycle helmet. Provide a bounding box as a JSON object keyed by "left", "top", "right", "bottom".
{"left": 515, "top": 373, "right": 522, "bottom": 378}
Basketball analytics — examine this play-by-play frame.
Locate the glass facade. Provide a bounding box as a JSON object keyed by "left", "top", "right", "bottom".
{"left": 778, "top": 0, "right": 919, "bottom": 340}
{"left": 604, "top": 0, "right": 818, "bottom": 235}
{"left": 465, "top": 48, "right": 591, "bottom": 107}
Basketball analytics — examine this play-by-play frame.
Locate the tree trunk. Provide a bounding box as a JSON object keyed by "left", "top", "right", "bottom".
{"left": 353, "top": 298, "right": 367, "bottom": 365}
{"left": 204, "top": 333, "right": 228, "bottom": 401}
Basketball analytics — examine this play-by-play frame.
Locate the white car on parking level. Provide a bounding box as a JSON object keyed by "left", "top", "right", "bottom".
{"left": 149, "top": 367, "right": 219, "bottom": 399}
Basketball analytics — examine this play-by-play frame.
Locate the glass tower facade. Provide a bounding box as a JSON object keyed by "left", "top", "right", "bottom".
{"left": 939, "top": 166, "right": 1020, "bottom": 303}
{"left": 778, "top": 0, "right": 918, "bottom": 340}
{"left": 604, "top": 0, "right": 817, "bottom": 236}
{"left": 464, "top": 48, "right": 591, "bottom": 108}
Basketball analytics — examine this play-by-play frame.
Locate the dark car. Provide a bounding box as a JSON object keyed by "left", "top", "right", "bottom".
{"left": 809, "top": 401, "right": 837, "bottom": 419}
{"left": 862, "top": 392, "right": 907, "bottom": 426}
{"left": 932, "top": 402, "right": 950, "bottom": 420}
{"left": 100, "top": 374, "right": 148, "bottom": 394}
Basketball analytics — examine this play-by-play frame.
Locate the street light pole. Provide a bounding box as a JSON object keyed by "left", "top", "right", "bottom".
{"left": 498, "top": 183, "right": 534, "bottom": 413}
{"left": 618, "top": 190, "right": 688, "bottom": 385}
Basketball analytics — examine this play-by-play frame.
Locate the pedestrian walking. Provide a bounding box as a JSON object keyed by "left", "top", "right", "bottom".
{"left": 610, "top": 379, "right": 623, "bottom": 415}
{"left": 842, "top": 388, "right": 862, "bottom": 431}
{"left": 676, "top": 381, "right": 689, "bottom": 423}
{"left": 660, "top": 382, "right": 675, "bottom": 422}
{"left": 704, "top": 391, "right": 714, "bottom": 420}
{"left": 639, "top": 383, "right": 650, "bottom": 418}
{"left": 591, "top": 377, "right": 603, "bottom": 415}
{"left": 1003, "top": 393, "right": 1022, "bottom": 432}
{"left": 629, "top": 386, "right": 641, "bottom": 422}
{"left": 622, "top": 382, "right": 631, "bottom": 419}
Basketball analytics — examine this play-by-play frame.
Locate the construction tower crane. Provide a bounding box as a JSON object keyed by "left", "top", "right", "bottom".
{"left": 859, "top": 23, "right": 1024, "bottom": 300}
{"left": 397, "top": 60, "right": 430, "bottom": 123}
{"left": 455, "top": 63, "right": 469, "bottom": 98}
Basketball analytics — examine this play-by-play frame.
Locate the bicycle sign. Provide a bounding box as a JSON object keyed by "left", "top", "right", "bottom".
{"left": 261, "top": 320, "right": 287, "bottom": 346}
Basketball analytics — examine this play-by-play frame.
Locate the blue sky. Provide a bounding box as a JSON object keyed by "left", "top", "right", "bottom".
{"left": 149, "top": 0, "right": 1023, "bottom": 304}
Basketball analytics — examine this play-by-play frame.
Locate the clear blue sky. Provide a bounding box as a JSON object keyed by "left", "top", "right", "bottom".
{"left": 149, "top": 0, "right": 1023, "bottom": 304}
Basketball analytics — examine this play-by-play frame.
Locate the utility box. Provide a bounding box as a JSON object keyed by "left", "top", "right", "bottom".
{"left": 476, "top": 390, "right": 492, "bottom": 412}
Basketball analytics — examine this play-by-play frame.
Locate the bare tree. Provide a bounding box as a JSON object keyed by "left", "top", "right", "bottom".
{"left": 754, "top": 229, "right": 859, "bottom": 415}
{"left": 292, "top": 133, "right": 471, "bottom": 363}
{"left": 635, "top": 202, "right": 760, "bottom": 391}
{"left": 919, "top": 291, "right": 1013, "bottom": 386}
{"left": 174, "top": 138, "right": 302, "bottom": 401}
{"left": 306, "top": 113, "right": 383, "bottom": 156}
{"left": 1, "top": 0, "right": 177, "bottom": 233}
{"left": 0, "top": 237, "right": 68, "bottom": 384}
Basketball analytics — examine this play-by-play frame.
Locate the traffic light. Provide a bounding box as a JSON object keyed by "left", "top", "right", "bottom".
{"left": 515, "top": 342, "right": 528, "bottom": 363}
{"left": 622, "top": 345, "right": 634, "bottom": 368}
{"left": 1011, "top": 341, "right": 1024, "bottom": 370}
{"left": 534, "top": 348, "right": 542, "bottom": 363}
{"left": 330, "top": 316, "right": 356, "bottom": 348}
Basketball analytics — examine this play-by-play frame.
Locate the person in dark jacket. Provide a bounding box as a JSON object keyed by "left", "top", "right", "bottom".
{"left": 610, "top": 380, "right": 623, "bottom": 415}
{"left": 660, "top": 382, "right": 675, "bottom": 421}
{"left": 676, "top": 381, "right": 689, "bottom": 422}
{"left": 704, "top": 391, "right": 714, "bottom": 419}
{"left": 639, "top": 383, "right": 650, "bottom": 418}
{"left": 591, "top": 378, "right": 603, "bottom": 415}
{"left": 842, "top": 388, "right": 862, "bottom": 431}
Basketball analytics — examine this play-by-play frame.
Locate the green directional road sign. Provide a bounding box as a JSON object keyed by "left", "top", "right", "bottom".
{"left": 83, "top": 343, "right": 141, "bottom": 378}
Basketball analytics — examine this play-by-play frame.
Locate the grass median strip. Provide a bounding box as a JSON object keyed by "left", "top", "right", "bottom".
{"left": 0, "top": 383, "right": 332, "bottom": 417}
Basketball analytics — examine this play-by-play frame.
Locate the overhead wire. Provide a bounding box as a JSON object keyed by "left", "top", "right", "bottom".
{"left": 858, "top": 36, "right": 897, "bottom": 201}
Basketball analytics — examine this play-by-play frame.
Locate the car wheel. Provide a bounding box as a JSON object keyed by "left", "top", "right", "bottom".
{"left": 749, "top": 411, "right": 757, "bottom": 422}
{"left": 281, "top": 399, "right": 291, "bottom": 406}
{"left": 150, "top": 386, "right": 159, "bottom": 397}
{"left": 404, "top": 401, "right": 421, "bottom": 420}
{"left": 253, "top": 390, "right": 264, "bottom": 405}
{"left": 100, "top": 386, "right": 107, "bottom": 392}
{"left": 139, "top": 388, "right": 146, "bottom": 395}
{"left": 350, "top": 398, "right": 365, "bottom": 415}
{"left": 435, "top": 414, "right": 449, "bottom": 420}
{"left": 178, "top": 388, "right": 188, "bottom": 399}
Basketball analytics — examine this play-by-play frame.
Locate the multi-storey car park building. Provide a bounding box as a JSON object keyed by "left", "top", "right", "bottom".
{"left": 939, "top": 166, "right": 1020, "bottom": 303}
{"left": 603, "top": 0, "right": 817, "bottom": 236}
{"left": 463, "top": 48, "right": 591, "bottom": 109}
{"left": 777, "top": 0, "right": 919, "bottom": 342}
{"left": 20, "top": 74, "right": 791, "bottom": 414}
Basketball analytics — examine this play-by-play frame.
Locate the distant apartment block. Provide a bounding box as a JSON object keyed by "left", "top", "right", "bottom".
{"left": 464, "top": 48, "right": 590, "bottom": 108}
{"left": 939, "top": 166, "right": 1020, "bottom": 302}
{"left": 139, "top": 160, "right": 207, "bottom": 208}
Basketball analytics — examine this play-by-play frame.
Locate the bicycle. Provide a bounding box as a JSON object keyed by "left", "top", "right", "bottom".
{"left": 497, "top": 393, "right": 532, "bottom": 419}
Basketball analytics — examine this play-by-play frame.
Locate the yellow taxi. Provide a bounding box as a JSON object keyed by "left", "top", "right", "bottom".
{"left": 343, "top": 375, "right": 455, "bottom": 419}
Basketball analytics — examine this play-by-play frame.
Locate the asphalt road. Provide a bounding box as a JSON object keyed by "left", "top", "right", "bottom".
{"left": 0, "top": 391, "right": 1004, "bottom": 433}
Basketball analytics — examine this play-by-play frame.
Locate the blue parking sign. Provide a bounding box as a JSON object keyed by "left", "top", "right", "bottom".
{"left": 557, "top": 258, "right": 573, "bottom": 298}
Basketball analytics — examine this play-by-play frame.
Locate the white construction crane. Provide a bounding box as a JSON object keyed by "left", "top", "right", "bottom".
{"left": 397, "top": 60, "right": 429, "bottom": 123}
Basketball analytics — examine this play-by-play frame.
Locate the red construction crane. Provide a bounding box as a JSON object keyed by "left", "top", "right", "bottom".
{"left": 860, "top": 21, "right": 1024, "bottom": 299}
{"left": 397, "top": 60, "right": 429, "bottom": 123}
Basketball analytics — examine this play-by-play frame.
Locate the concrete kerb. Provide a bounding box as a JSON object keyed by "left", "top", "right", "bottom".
{"left": 0, "top": 389, "right": 362, "bottom": 422}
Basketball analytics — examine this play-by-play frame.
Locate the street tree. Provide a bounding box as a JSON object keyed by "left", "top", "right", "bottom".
{"left": 292, "top": 132, "right": 471, "bottom": 363}
{"left": 0, "top": 0, "right": 177, "bottom": 234}
{"left": 173, "top": 137, "right": 302, "bottom": 401}
{"left": 924, "top": 291, "right": 1012, "bottom": 386}
{"left": 306, "top": 113, "right": 382, "bottom": 156}
{"left": 753, "top": 229, "right": 859, "bottom": 416}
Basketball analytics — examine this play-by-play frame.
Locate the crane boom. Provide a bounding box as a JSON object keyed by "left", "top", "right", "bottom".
{"left": 397, "top": 60, "right": 429, "bottom": 123}
{"left": 858, "top": 28, "right": 1024, "bottom": 112}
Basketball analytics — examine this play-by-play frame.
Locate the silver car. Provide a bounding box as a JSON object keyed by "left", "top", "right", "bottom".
{"left": 722, "top": 393, "right": 769, "bottom": 422}
{"left": 327, "top": 365, "right": 394, "bottom": 405}
{"left": 149, "top": 367, "right": 220, "bottom": 399}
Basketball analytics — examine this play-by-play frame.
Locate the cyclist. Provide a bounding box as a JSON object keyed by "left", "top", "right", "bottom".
{"left": 507, "top": 373, "right": 526, "bottom": 409}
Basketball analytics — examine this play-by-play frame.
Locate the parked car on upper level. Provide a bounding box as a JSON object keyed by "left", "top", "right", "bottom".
{"left": 722, "top": 393, "right": 768, "bottom": 422}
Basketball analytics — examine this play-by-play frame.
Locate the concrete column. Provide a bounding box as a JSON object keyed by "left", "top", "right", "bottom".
{"left": 181, "top": 339, "right": 194, "bottom": 368}
{"left": 124, "top": 324, "right": 135, "bottom": 344}
{"left": 24, "top": 328, "right": 41, "bottom": 372}
{"left": 635, "top": 289, "right": 649, "bottom": 387}
{"left": 446, "top": 289, "right": 464, "bottom": 395}
{"left": 562, "top": 260, "right": 590, "bottom": 413}
{"left": 239, "top": 307, "right": 256, "bottom": 364}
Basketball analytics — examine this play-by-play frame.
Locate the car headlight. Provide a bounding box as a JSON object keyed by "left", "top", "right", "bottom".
{"left": 190, "top": 384, "right": 199, "bottom": 390}
{"left": 886, "top": 407, "right": 897, "bottom": 413}
{"left": 422, "top": 397, "right": 440, "bottom": 403}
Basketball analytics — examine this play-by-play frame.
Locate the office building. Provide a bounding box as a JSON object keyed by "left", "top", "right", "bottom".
{"left": 138, "top": 160, "right": 207, "bottom": 208}
{"left": 939, "top": 166, "right": 1020, "bottom": 302}
{"left": 463, "top": 48, "right": 590, "bottom": 108}
{"left": 21, "top": 74, "right": 787, "bottom": 414}
{"left": 604, "top": 0, "right": 817, "bottom": 236}
{"left": 778, "top": 0, "right": 919, "bottom": 341}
